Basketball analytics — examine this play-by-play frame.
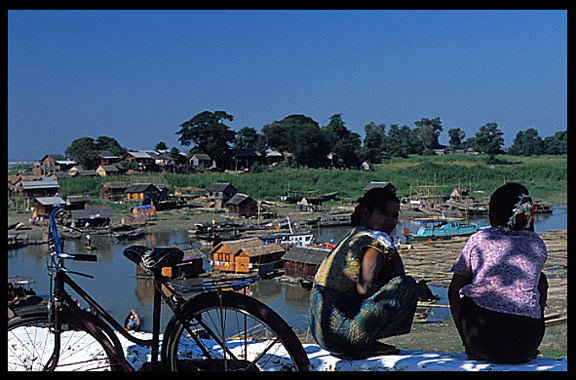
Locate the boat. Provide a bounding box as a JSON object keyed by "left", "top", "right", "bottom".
{"left": 8, "top": 233, "right": 27, "bottom": 249}
{"left": 116, "top": 228, "right": 147, "bottom": 241}
{"left": 406, "top": 220, "right": 488, "bottom": 242}
{"left": 259, "top": 233, "right": 315, "bottom": 248}
{"left": 533, "top": 201, "right": 553, "bottom": 214}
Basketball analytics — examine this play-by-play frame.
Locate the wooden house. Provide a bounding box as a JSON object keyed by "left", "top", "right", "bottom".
{"left": 210, "top": 238, "right": 262, "bottom": 271}
{"left": 282, "top": 246, "right": 330, "bottom": 280}
{"left": 101, "top": 181, "right": 128, "bottom": 202}
{"left": 32, "top": 196, "right": 66, "bottom": 220}
{"left": 226, "top": 193, "right": 258, "bottom": 217}
{"left": 121, "top": 151, "right": 155, "bottom": 171}
{"left": 66, "top": 195, "right": 90, "bottom": 210}
{"left": 69, "top": 168, "right": 99, "bottom": 177}
{"left": 125, "top": 183, "right": 161, "bottom": 204}
{"left": 18, "top": 178, "right": 60, "bottom": 199}
{"left": 189, "top": 154, "right": 214, "bottom": 169}
{"left": 210, "top": 237, "right": 285, "bottom": 275}
{"left": 263, "top": 148, "right": 283, "bottom": 166}
{"left": 235, "top": 244, "right": 285, "bottom": 275}
{"left": 223, "top": 148, "right": 262, "bottom": 171}
{"left": 206, "top": 182, "right": 237, "bottom": 208}
{"left": 97, "top": 150, "right": 122, "bottom": 165}
{"left": 96, "top": 164, "right": 124, "bottom": 177}
{"left": 39, "top": 154, "right": 77, "bottom": 172}
{"left": 70, "top": 206, "right": 112, "bottom": 229}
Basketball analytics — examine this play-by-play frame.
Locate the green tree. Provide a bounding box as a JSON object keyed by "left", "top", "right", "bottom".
{"left": 95, "top": 136, "right": 127, "bottom": 156}
{"left": 385, "top": 124, "right": 412, "bottom": 158}
{"left": 447, "top": 128, "right": 466, "bottom": 150}
{"left": 261, "top": 115, "right": 329, "bottom": 168}
{"left": 543, "top": 130, "right": 567, "bottom": 155}
{"left": 321, "top": 114, "right": 361, "bottom": 168}
{"left": 415, "top": 117, "right": 443, "bottom": 151}
{"left": 176, "top": 110, "right": 236, "bottom": 167}
{"left": 361, "top": 122, "right": 386, "bottom": 163}
{"left": 155, "top": 141, "right": 168, "bottom": 151}
{"left": 508, "top": 128, "right": 544, "bottom": 156}
{"left": 473, "top": 122, "right": 504, "bottom": 156}
{"left": 65, "top": 137, "right": 99, "bottom": 169}
{"left": 234, "top": 127, "right": 260, "bottom": 149}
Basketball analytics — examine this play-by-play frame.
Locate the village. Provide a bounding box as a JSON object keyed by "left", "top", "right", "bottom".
{"left": 8, "top": 150, "right": 567, "bottom": 365}
{"left": 8, "top": 150, "right": 560, "bottom": 281}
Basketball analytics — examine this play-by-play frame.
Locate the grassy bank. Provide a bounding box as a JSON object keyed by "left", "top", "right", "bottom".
{"left": 48, "top": 154, "right": 567, "bottom": 204}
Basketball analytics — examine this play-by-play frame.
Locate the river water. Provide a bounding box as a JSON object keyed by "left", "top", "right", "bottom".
{"left": 8, "top": 205, "right": 567, "bottom": 334}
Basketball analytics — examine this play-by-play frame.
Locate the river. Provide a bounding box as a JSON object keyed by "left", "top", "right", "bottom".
{"left": 8, "top": 205, "right": 567, "bottom": 335}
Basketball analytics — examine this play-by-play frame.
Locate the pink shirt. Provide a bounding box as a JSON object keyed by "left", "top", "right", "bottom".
{"left": 451, "top": 227, "right": 547, "bottom": 319}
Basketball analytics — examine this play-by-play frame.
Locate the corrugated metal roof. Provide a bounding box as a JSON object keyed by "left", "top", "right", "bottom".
{"left": 282, "top": 246, "right": 330, "bottom": 265}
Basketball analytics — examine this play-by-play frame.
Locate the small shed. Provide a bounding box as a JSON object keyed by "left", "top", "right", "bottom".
{"left": 226, "top": 193, "right": 258, "bottom": 217}
{"left": 96, "top": 164, "right": 122, "bottom": 177}
{"left": 101, "top": 182, "right": 129, "bottom": 202}
{"left": 66, "top": 195, "right": 90, "bottom": 210}
{"left": 131, "top": 204, "right": 156, "bottom": 217}
{"left": 206, "top": 182, "right": 237, "bottom": 208}
{"left": 189, "top": 154, "right": 213, "bottom": 168}
{"left": 125, "top": 183, "right": 161, "bottom": 203}
{"left": 234, "top": 244, "right": 285, "bottom": 275}
{"left": 70, "top": 206, "right": 112, "bottom": 229}
{"left": 20, "top": 178, "right": 60, "bottom": 199}
{"left": 282, "top": 246, "right": 330, "bottom": 280}
{"left": 33, "top": 196, "right": 66, "bottom": 219}
{"left": 209, "top": 237, "right": 262, "bottom": 273}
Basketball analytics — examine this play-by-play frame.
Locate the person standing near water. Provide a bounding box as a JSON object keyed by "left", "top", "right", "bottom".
{"left": 309, "top": 187, "right": 418, "bottom": 359}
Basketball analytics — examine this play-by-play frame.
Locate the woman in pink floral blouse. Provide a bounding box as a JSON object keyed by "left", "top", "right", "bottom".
{"left": 448, "top": 183, "right": 548, "bottom": 363}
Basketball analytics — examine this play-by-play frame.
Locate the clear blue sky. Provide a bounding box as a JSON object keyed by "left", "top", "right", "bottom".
{"left": 8, "top": 10, "right": 567, "bottom": 161}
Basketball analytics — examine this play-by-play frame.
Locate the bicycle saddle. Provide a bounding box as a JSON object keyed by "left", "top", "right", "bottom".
{"left": 123, "top": 245, "right": 184, "bottom": 274}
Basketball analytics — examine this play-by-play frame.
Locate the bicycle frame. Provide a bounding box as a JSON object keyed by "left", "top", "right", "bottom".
{"left": 44, "top": 206, "right": 262, "bottom": 371}
{"left": 46, "top": 206, "right": 161, "bottom": 370}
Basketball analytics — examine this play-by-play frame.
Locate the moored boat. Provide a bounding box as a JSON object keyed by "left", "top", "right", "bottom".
{"left": 406, "top": 220, "right": 488, "bottom": 242}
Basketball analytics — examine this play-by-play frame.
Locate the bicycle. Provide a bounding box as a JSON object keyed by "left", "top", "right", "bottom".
{"left": 8, "top": 206, "right": 310, "bottom": 371}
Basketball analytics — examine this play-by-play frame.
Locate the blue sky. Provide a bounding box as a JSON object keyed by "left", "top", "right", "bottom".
{"left": 8, "top": 10, "right": 567, "bottom": 161}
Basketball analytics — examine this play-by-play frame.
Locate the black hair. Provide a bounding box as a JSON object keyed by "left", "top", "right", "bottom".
{"left": 489, "top": 182, "right": 531, "bottom": 230}
{"left": 351, "top": 187, "right": 399, "bottom": 226}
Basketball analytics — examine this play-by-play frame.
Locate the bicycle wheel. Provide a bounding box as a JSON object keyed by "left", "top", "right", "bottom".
{"left": 8, "top": 305, "right": 121, "bottom": 371}
{"left": 163, "top": 291, "right": 309, "bottom": 371}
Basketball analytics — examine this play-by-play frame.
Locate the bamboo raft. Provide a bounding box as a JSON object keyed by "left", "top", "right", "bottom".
{"left": 400, "top": 229, "right": 567, "bottom": 326}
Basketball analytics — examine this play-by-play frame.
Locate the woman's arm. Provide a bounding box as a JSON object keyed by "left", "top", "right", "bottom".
{"left": 357, "top": 247, "right": 383, "bottom": 297}
{"left": 448, "top": 273, "right": 472, "bottom": 335}
{"left": 357, "top": 247, "right": 405, "bottom": 297}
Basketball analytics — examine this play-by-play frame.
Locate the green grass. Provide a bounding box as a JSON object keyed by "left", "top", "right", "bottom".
{"left": 50, "top": 154, "right": 567, "bottom": 204}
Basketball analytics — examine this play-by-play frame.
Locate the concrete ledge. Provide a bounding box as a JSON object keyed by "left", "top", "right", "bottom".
{"left": 303, "top": 344, "right": 567, "bottom": 371}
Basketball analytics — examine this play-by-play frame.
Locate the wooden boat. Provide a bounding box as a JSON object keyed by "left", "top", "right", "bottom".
{"left": 406, "top": 220, "right": 488, "bottom": 242}
{"left": 116, "top": 228, "right": 147, "bottom": 241}
{"left": 8, "top": 233, "right": 27, "bottom": 249}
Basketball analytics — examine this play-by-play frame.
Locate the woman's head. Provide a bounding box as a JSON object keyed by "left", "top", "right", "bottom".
{"left": 489, "top": 183, "right": 534, "bottom": 231}
{"left": 351, "top": 187, "right": 400, "bottom": 233}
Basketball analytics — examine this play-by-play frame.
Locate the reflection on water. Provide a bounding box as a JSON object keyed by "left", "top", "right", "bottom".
{"left": 8, "top": 205, "right": 567, "bottom": 333}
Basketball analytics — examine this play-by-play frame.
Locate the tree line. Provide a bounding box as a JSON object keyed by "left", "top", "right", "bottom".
{"left": 66, "top": 110, "right": 567, "bottom": 170}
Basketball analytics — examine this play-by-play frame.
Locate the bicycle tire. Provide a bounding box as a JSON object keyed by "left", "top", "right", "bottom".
{"left": 8, "top": 304, "right": 122, "bottom": 371}
{"left": 162, "top": 291, "right": 310, "bottom": 371}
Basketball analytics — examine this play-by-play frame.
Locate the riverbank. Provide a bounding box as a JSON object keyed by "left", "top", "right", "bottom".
{"left": 7, "top": 205, "right": 567, "bottom": 360}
